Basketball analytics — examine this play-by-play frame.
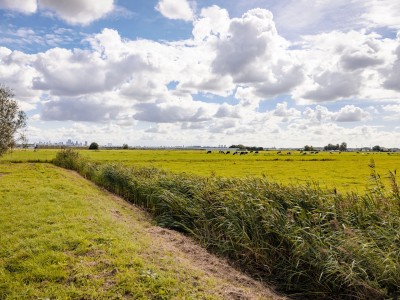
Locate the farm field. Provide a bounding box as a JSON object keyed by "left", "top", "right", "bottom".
{"left": 0, "top": 163, "right": 280, "bottom": 299}
{"left": 2, "top": 149, "right": 400, "bottom": 192}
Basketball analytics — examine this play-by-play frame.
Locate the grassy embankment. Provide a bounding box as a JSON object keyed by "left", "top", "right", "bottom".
{"left": 52, "top": 149, "right": 400, "bottom": 299}
{"left": 0, "top": 162, "right": 244, "bottom": 299}
{"left": 3, "top": 149, "right": 400, "bottom": 193}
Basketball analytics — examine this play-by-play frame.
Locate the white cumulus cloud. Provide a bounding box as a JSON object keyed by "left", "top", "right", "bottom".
{"left": 155, "top": 0, "right": 194, "bottom": 22}
{"left": 0, "top": 0, "right": 37, "bottom": 14}
{"left": 333, "top": 105, "right": 370, "bottom": 122}
{"left": 362, "top": 0, "right": 400, "bottom": 29}
{"left": 0, "top": 0, "right": 114, "bottom": 25}
{"left": 38, "top": 0, "right": 114, "bottom": 25}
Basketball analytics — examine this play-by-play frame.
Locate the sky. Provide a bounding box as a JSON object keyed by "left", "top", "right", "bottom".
{"left": 0, "top": 0, "right": 399, "bottom": 148}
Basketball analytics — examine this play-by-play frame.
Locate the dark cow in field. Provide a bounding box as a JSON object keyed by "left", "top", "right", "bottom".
{"left": 226, "top": 151, "right": 230, "bottom": 154}
{"left": 277, "top": 151, "right": 282, "bottom": 154}
{"left": 286, "top": 152, "right": 292, "bottom": 155}
{"left": 254, "top": 151, "right": 259, "bottom": 154}
{"left": 206, "top": 150, "right": 212, "bottom": 154}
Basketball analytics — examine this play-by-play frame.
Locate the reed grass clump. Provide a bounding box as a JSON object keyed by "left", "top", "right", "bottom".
{"left": 54, "top": 150, "right": 400, "bottom": 299}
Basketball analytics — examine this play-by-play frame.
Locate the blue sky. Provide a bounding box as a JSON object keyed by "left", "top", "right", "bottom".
{"left": 0, "top": 0, "right": 400, "bottom": 148}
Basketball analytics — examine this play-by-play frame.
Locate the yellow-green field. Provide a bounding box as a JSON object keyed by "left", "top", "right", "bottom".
{"left": 2, "top": 149, "right": 400, "bottom": 192}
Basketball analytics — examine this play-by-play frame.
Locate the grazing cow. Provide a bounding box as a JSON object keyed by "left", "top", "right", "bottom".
{"left": 329, "top": 151, "right": 333, "bottom": 154}
{"left": 277, "top": 151, "right": 282, "bottom": 154}
{"left": 233, "top": 152, "right": 237, "bottom": 155}
{"left": 254, "top": 151, "right": 259, "bottom": 154}
{"left": 207, "top": 150, "right": 212, "bottom": 154}
{"left": 226, "top": 151, "right": 230, "bottom": 154}
{"left": 303, "top": 152, "right": 307, "bottom": 155}
{"left": 287, "top": 152, "right": 292, "bottom": 155}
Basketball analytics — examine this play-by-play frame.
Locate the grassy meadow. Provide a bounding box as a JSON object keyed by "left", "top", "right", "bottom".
{"left": 2, "top": 148, "right": 400, "bottom": 192}
{"left": 0, "top": 162, "right": 261, "bottom": 299}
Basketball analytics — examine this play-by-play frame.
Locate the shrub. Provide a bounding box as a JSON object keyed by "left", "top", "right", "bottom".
{"left": 88, "top": 142, "right": 99, "bottom": 150}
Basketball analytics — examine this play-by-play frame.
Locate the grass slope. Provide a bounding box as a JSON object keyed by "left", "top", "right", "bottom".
{"left": 0, "top": 163, "right": 244, "bottom": 299}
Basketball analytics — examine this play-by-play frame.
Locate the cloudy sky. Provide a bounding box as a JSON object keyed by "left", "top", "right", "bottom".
{"left": 0, "top": 0, "right": 399, "bottom": 148}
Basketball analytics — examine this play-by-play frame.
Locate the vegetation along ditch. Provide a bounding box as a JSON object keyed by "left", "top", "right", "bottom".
{"left": 53, "top": 149, "right": 400, "bottom": 299}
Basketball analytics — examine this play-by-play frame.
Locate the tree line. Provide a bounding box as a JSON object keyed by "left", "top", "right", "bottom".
{"left": 229, "top": 144, "right": 264, "bottom": 151}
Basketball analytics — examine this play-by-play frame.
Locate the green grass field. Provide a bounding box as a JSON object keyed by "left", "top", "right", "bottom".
{"left": 0, "top": 162, "right": 254, "bottom": 299}
{"left": 2, "top": 149, "right": 400, "bottom": 192}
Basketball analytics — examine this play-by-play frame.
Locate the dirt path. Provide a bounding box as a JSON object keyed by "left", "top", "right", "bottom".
{"left": 146, "top": 226, "right": 287, "bottom": 300}
{"left": 106, "top": 192, "right": 288, "bottom": 300}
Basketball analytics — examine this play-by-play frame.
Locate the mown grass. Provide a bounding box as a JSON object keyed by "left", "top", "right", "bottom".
{"left": 0, "top": 162, "right": 227, "bottom": 299}
{"left": 2, "top": 149, "right": 399, "bottom": 192}
{"left": 53, "top": 149, "right": 400, "bottom": 299}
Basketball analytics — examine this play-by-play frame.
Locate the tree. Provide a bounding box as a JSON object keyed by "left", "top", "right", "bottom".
{"left": 324, "top": 142, "right": 347, "bottom": 151}
{"left": 20, "top": 132, "right": 29, "bottom": 150}
{"left": 0, "top": 85, "right": 26, "bottom": 156}
{"left": 122, "top": 144, "right": 129, "bottom": 149}
{"left": 89, "top": 142, "right": 99, "bottom": 150}
{"left": 339, "top": 142, "right": 347, "bottom": 152}
{"left": 304, "top": 145, "right": 314, "bottom": 151}
{"left": 229, "top": 144, "right": 246, "bottom": 149}
{"left": 372, "top": 145, "right": 381, "bottom": 152}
